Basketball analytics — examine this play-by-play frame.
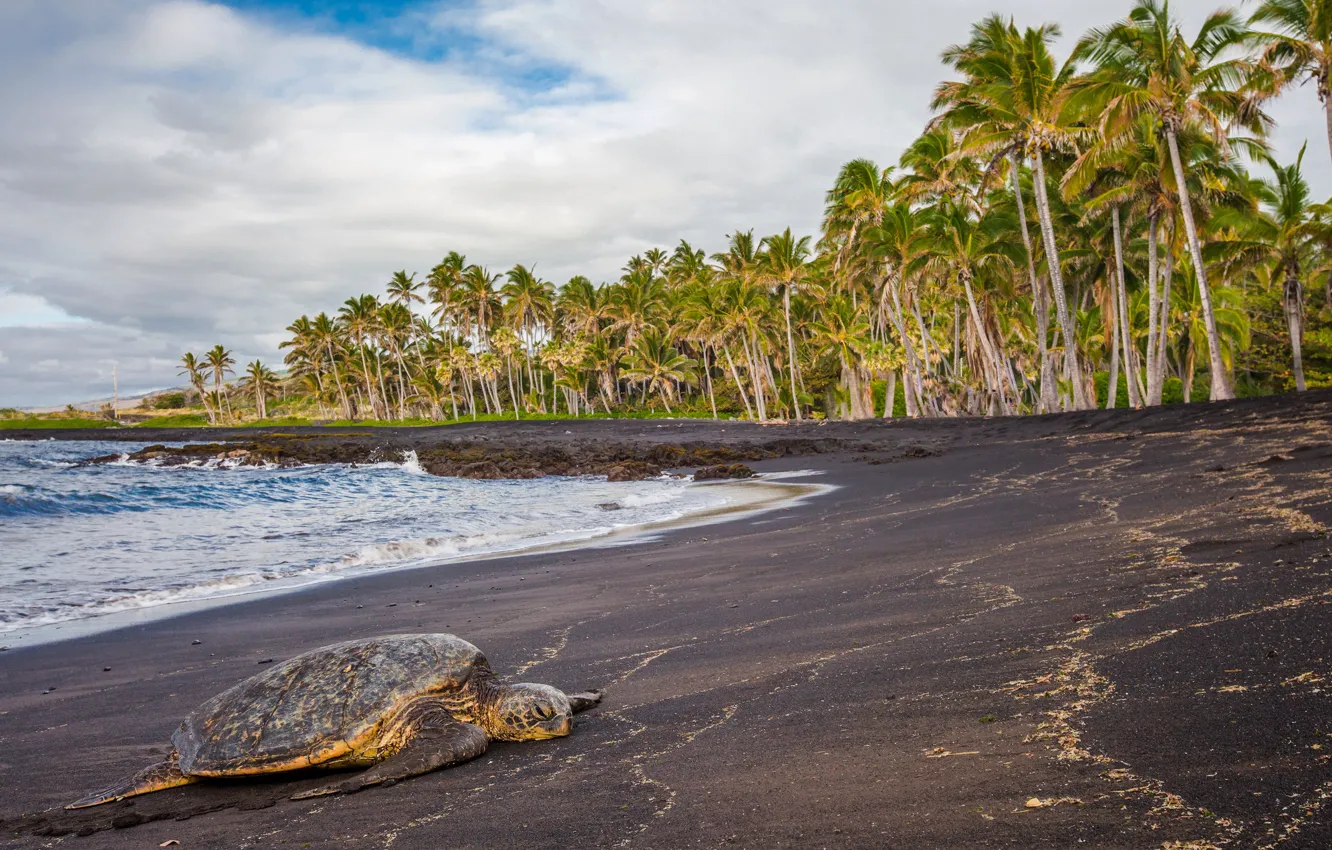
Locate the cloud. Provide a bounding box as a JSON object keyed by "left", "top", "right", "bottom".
{"left": 0, "top": 0, "right": 1326, "bottom": 406}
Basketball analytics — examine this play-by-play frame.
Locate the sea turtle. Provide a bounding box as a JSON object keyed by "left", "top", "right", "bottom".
{"left": 68, "top": 633, "right": 602, "bottom": 808}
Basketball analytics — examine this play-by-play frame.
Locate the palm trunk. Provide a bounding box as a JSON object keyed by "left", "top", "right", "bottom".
{"left": 355, "top": 347, "right": 377, "bottom": 418}
{"left": 1285, "top": 266, "right": 1307, "bottom": 392}
{"left": 374, "top": 351, "right": 391, "bottom": 420}
{"left": 960, "top": 270, "right": 1010, "bottom": 415}
{"left": 1165, "top": 125, "right": 1234, "bottom": 400}
{"left": 704, "top": 347, "right": 718, "bottom": 419}
{"left": 1145, "top": 215, "right": 1163, "bottom": 406}
{"left": 1112, "top": 207, "right": 1143, "bottom": 408}
{"left": 743, "top": 334, "right": 767, "bottom": 420}
{"left": 884, "top": 371, "right": 897, "bottom": 419}
{"left": 391, "top": 344, "right": 407, "bottom": 420}
{"left": 1031, "top": 150, "right": 1088, "bottom": 410}
{"left": 782, "top": 286, "right": 801, "bottom": 420}
{"left": 325, "top": 346, "right": 352, "bottom": 419}
{"left": 1155, "top": 223, "right": 1175, "bottom": 402}
{"left": 1324, "top": 91, "right": 1332, "bottom": 167}
{"left": 723, "top": 345, "right": 755, "bottom": 420}
{"left": 880, "top": 278, "right": 926, "bottom": 417}
{"left": 1106, "top": 269, "right": 1121, "bottom": 410}
{"left": 1011, "top": 151, "right": 1056, "bottom": 414}
{"left": 1183, "top": 339, "right": 1196, "bottom": 403}
{"left": 506, "top": 358, "right": 520, "bottom": 420}
{"left": 194, "top": 379, "right": 216, "bottom": 425}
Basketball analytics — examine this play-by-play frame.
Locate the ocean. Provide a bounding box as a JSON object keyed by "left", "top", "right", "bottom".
{"left": 0, "top": 439, "right": 743, "bottom": 643}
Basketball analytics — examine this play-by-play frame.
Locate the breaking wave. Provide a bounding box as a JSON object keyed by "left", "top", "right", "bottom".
{"left": 0, "top": 439, "right": 739, "bottom": 638}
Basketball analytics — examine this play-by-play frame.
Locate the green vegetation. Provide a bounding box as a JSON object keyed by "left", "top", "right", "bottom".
{"left": 166, "top": 0, "right": 1330, "bottom": 425}
{"left": 0, "top": 417, "right": 121, "bottom": 430}
{"left": 132, "top": 414, "right": 210, "bottom": 428}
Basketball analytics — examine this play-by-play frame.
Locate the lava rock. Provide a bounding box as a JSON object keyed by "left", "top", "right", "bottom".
{"left": 693, "top": 463, "right": 756, "bottom": 482}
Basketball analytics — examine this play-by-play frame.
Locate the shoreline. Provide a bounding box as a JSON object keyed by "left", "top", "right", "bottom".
{"left": 4, "top": 395, "right": 1332, "bottom": 847}
{"left": 1, "top": 466, "right": 828, "bottom": 651}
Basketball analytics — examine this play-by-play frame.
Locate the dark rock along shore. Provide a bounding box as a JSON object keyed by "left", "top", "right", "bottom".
{"left": 2, "top": 393, "right": 1331, "bottom": 848}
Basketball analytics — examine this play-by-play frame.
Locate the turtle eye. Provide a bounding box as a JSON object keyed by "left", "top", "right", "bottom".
{"left": 534, "top": 704, "right": 554, "bottom": 721}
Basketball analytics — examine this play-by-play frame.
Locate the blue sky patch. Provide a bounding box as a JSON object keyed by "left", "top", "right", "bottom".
{"left": 218, "top": 0, "right": 591, "bottom": 99}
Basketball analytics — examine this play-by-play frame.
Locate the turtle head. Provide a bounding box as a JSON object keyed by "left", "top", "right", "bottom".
{"left": 486, "top": 683, "right": 572, "bottom": 741}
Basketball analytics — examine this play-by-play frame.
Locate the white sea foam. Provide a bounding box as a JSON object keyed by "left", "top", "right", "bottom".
{"left": 0, "top": 438, "right": 814, "bottom": 644}
{"left": 620, "top": 489, "right": 684, "bottom": 508}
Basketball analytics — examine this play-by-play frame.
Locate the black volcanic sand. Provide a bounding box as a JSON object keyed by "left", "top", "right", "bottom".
{"left": 3, "top": 397, "right": 1331, "bottom": 849}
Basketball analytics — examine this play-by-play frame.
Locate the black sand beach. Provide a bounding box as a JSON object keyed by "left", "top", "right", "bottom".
{"left": 3, "top": 396, "right": 1331, "bottom": 848}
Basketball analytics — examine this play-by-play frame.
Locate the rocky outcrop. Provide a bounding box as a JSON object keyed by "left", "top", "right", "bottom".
{"left": 83, "top": 430, "right": 921, "bottom": 482}
{"left": 692, "top": 464, "right": 756, "bottom": 481}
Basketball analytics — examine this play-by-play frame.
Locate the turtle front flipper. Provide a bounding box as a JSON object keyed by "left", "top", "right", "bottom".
{"left": 567, "top": 690, "right": 603, "bottom": 713}
{"left": 291, "top": 721, "right": 488, "bottom": 801}
{"left": 67, "top": 753, "right": 197, "bottom": 809}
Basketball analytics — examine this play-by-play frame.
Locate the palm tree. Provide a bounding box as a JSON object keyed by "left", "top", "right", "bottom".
{"left": 810, "top": 296, "right": 873, "bottom": 419}
{"left": 927, "top": 203, "right": 1023, "bottom": 413}
{"left": 339, "top": 295, "right": 384, "bottom": 418}
{"left": 427, "top": 253, "right": 467, "bottom": 330}
{"left": 1210, "top": 145, "right": 1329, "bottom": 390}
{"left": 758, "top": 228, "right": 814, "bottom": 420}
{"left": 242, "top": 360, "right": 278, "bottom": 420}
{"left": 490, "top": 327, "right": 523, "bottom": 418}
{"left": 205, "top": 345, "right": 235, "bottom": 422}
{"left": 932, "top": 17, "right": 1089, "bottom": 408}
{"left": 822, "top": 159, "right": 895, "bottom": 278}
{"left": 620, "top": 331, "right": 697, "bottom": 413}
{"left": 379, "top": 301, "right": 414, "bottom": 418}
{"left": 458, "top": 265, "right": 501, "bottom": 345}
{"left": 178, "top": 352, "right": 216, "bottom": 425}
{"left": 310, "top": 312, "right": 353, "bottom": 418}
{"left": 1073, "top": 0, "right": 1270, "bottom": 400}
{"left": 1249, "top": 0, "right": 1332, "bottom": 160}
{"left": 387, "top": 270, "right": 423, "bottom": 309}
{"left": 861, "top": 202, "right": 937, "bottom": 417}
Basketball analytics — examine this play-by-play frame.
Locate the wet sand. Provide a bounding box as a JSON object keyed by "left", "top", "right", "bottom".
{"left": 3, "top": 395, "right": 1331, "bottom": 848}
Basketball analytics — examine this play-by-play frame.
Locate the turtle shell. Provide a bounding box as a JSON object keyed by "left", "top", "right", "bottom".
{"left": 173, "top": 634, "right": 488, "bottom": 776}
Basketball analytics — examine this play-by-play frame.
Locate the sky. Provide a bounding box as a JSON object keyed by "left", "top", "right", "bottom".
{"left": 1, "top": 0, "right": 1327, "bottom": 407}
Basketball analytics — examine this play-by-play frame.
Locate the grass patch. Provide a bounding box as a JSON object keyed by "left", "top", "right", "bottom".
{"left": 133, "top": 414, "right": 210, "bottom": 428}
{"left": 0, "top": 417, "right": 121, "bottom": 430}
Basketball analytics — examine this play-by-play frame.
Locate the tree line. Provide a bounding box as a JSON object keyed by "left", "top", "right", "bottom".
{"left": 180, "top": 0, "right": 1332, "bottom": 424}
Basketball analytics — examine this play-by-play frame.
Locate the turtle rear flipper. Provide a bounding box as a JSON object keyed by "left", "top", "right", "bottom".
{"left": 67, "top": 754, "right": 196, "bottom": 809}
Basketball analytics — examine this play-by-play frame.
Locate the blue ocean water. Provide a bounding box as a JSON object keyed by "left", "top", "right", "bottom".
{"left": 0, "top": 440, "right": 731, "bottom": 638}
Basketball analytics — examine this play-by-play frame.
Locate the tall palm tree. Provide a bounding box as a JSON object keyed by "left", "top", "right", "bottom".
{"left": 1210, "top": 145, "right": 1329, "bottom": 390}
{"left": 427, "top": 252, "right": 467, "bottom": 330}
{"left": 620, "top": 331, "right": 697, "bottom": 413}
{"left": 822, "top": 159, "right": 895, "bottom": 277}
{"left": 932, "top": 17, "right": 1089, "bottom": 408}
{"left": 810, "top": 296, "right": 873, "bottom": 419}
{"left": 1249, "top": 0, "right": 1332, "bottom": 160}
{"left": 242, "top": 360, "right": 278, "bottom": 420}
{"left": 758, "top": 228, "right": 814, "bottom": 419}
{"left": 205, "top": 345, "right": 235, "bottom": 422}
{"left": 379, "top": 301, "right": 414, "bottom": 418}
{"left": 310, "top": 312, "right": 353, "bottom": 418}
{"left": 458, "top": 266, "right": 501, "bottom": 345}
{"left": 339, "top": 295, "right": 384, "bottom": 418}
{"left": 386, "top": 270, "right": 423, "bottom": 309}
{"left": 177, "top": 352, "right": 215, "bottom": 425}
{"left": 926, "top": 203, "right": 1023, "bottom": 413}
{"left": 861, "top": 202, "right": 937, "bottom": 417}
{"left": 1073, "top": 0, "right": 1270, "bottom": 400}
